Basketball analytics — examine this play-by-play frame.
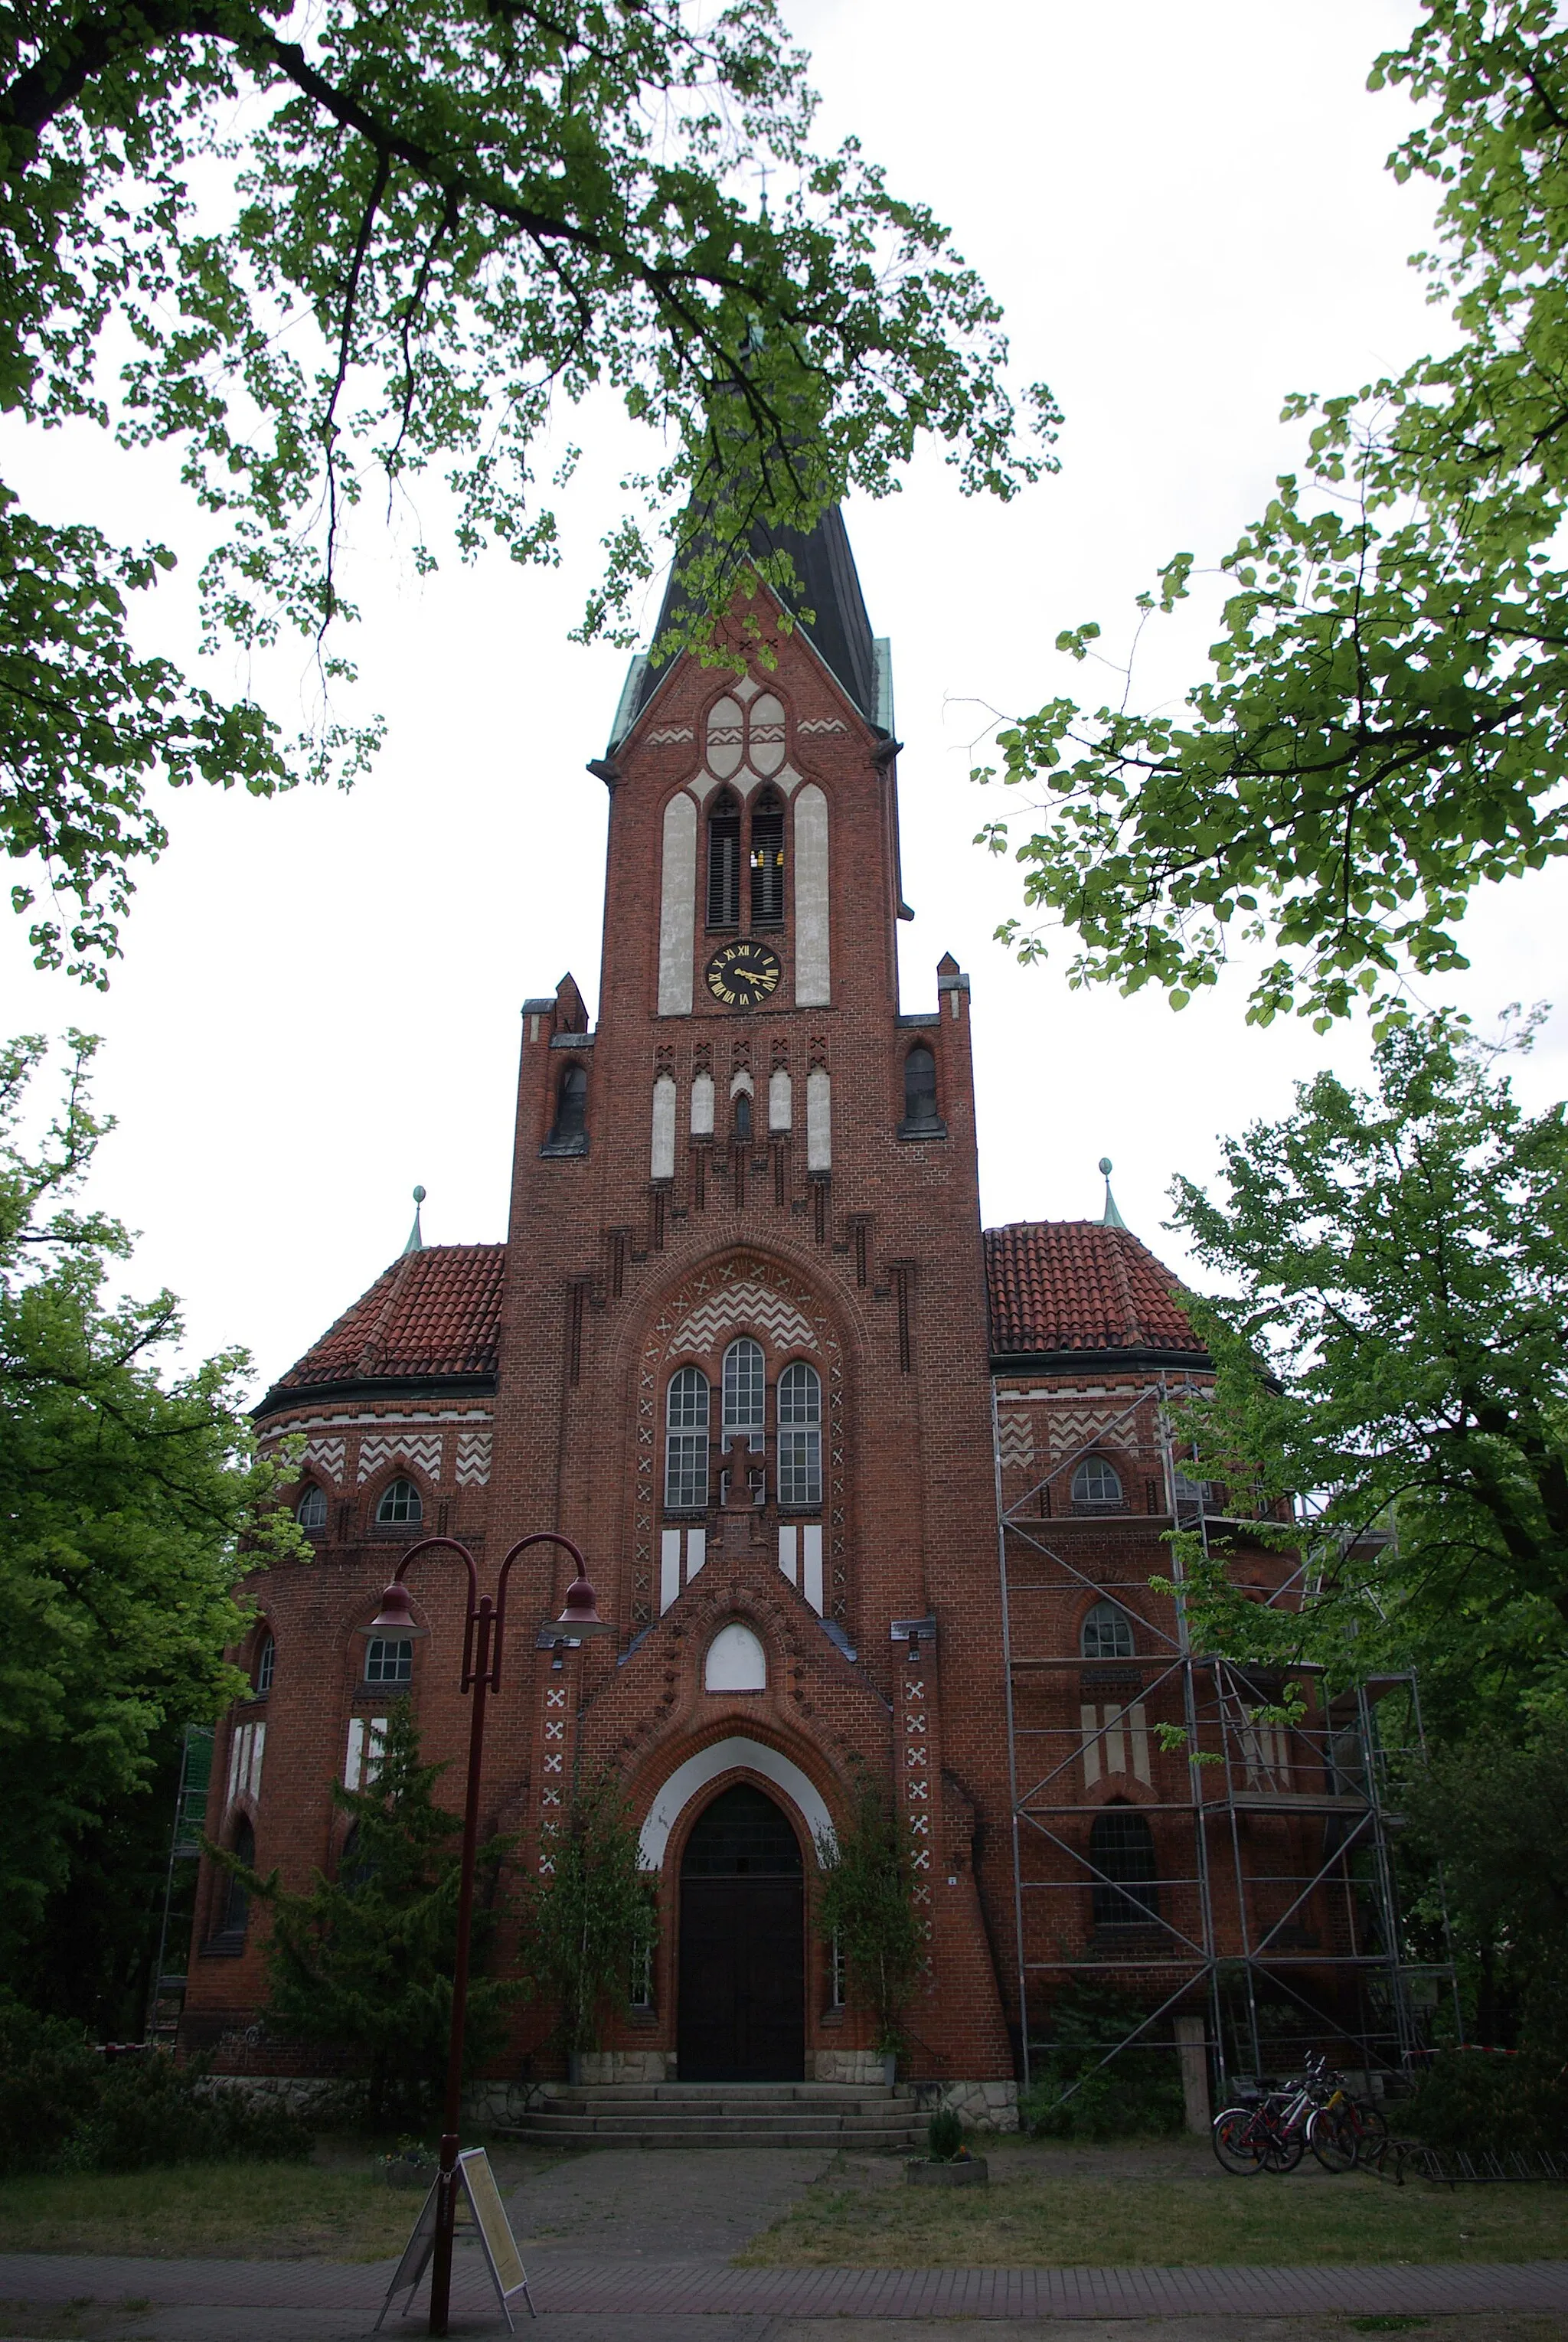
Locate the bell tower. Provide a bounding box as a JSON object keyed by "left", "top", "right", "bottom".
{"left": 486, "top": 505, "right": 1015, "bottom": 2087}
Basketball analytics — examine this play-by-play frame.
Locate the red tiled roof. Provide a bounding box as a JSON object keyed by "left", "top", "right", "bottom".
{"left": 273, "top": 1244, "right": 506, "bottom": 1390}
{"left": 983, "top": 1221, "right": 1204, "bottom": 1358}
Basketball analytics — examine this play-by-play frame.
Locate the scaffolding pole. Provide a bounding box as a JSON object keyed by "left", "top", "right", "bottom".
{"left": 994, "top": 1381, "right": 1454, "bottom": 2108}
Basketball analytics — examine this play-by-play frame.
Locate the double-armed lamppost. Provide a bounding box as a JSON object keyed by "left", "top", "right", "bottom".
{"left": 361, "top": 1532, "right": 612, "bottom": 2337}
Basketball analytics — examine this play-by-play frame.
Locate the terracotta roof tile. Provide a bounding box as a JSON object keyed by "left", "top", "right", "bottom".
{"left": 983, "top": 1221, "right": 1204, "bottom": 1358}
{"left": 273, "top": 1243, "right": 505, "bottom": 1389}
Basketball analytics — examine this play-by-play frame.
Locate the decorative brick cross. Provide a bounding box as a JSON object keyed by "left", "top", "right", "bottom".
{"left": 720, "top": 1431, "right": 764, "bottom": 1509}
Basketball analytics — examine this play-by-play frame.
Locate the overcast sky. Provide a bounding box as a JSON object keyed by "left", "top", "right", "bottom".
{"left": 3, "top": 0, "right": 1564, "bottom": 1396}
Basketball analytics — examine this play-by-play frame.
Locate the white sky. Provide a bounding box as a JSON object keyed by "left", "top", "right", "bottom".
{"left": 3, "top": 0, "right": 1565, "bottom": 1396}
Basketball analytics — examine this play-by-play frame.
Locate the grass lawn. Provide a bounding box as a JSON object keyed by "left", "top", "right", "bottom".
{"left": 740, "top": 2145, "right": 1568, "bottom": 2269}
{"left": 0, "top": 2163, "right": 420, "bottom": 2262}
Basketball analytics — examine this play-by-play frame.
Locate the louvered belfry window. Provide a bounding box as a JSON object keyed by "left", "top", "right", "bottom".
{"left": 707, "top": 791, "right": 741, "bottom": 927}
{"left": 750, "top": 789, "right": 786, "bottom": 926}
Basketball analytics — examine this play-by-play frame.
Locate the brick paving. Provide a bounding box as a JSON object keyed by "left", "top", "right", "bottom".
{"left": 3, "top": 2247, "right": 1568, "bottom": 2329}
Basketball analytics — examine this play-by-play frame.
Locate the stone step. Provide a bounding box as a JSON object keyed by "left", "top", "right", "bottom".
{"left": 517, "top": 2108, "right": 916, "bottom": 2135}
{"left": 542, "top": 2092, "right": 913, "bottom": 2118}
{"left": 541, "top": 2082, "right": 913, "bottom": 2102}
{"left": 498, "top": 2115, "right": 920, "bottom": 2150}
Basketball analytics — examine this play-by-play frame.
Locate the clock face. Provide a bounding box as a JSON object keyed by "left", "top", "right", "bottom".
{"left": 705, "top": 939, "right": 782, "bottom": 1008}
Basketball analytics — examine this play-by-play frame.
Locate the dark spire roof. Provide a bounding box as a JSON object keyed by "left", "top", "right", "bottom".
{"left": 629, "top": 505, "right": 882, "bottom": 730}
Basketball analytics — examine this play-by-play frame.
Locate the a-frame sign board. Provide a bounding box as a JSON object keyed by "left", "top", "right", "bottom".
{"left": 374, "top": 2147, "right": 536, "bottom": 2331}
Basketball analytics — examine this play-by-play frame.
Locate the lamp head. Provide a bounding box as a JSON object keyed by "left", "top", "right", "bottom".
{"left": 361, "top": 1581, "right": 429, "bottom": 1638}
{"left": 555, "top": 1570, "right": 613, "bottom": 1638}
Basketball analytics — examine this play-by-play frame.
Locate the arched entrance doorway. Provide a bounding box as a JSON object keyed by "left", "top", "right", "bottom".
{"left": 677, "top": 1782, "right": 805, "bottom": 2081}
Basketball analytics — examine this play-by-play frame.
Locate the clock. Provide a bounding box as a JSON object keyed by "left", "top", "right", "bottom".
{"left": 705, "top": 939, "right": 782, "bottom": 1008}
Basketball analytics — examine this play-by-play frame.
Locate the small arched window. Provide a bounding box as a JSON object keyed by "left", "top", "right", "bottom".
{"left": 296, "top": 1483, "right": 328, "bottom": 1531}
{"left": 549, "top": 1063, "right": 589, "bottom": 1151}
{"left": 253, "top": 1633, "right": 276, "bottom": 1696}
{"left": 750, "top": 789, "right": 786, "bottom": 926}
{"left": 365, "top": 1635, "right": 413, "bottom": 1686}
{"left": 902, "top": 1044, "right": 940, "bottom": 1132}
{"left": 704, "top": 1621, "right": 767, "bottom": 1691}
{"left": 339, "top": 1821, "right": 374, "bottom": 1890}
{"left": 1073, "top": 1455, "right": 1124, "bottom": 1507}
{"left": 1081, "top": 1600, "right": 1135, "bottom": 1661}
{"left": 777, "top": 1360, "right": 822, "bottom": 1509}
{"left": 222, "top": 1817, "right": 255, "bottom": 1942}
{"left": 722, "top": 1338, "right": 766, "bottom": 1449}
{"left": 376, "top": 1477, "right": 423, "bottom": 1527}
{"left": 665, "top": 1367, "right": 710, "bottom": 1510}
{"left": 707, "top": 790, "right": 741, "bottom": 928}
{"left": 1089, "top": 1804, "right": 1158, "bottom": 1927}
{"left": 733, "top": 1089, "right": 753, "bottom": 1145}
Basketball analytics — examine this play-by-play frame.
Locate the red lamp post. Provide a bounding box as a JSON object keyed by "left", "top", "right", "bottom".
{"left": 361, "top": 1533, "right": 611, "bottom": 2337}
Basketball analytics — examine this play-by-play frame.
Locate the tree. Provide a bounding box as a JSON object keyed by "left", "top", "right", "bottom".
{"left": 0, "top": 1029, "right": 293, "bottom": 2018}
{"left": 814, "top": 1772, "right": 922, "bottom": 2059}
{"left": 976, "top": 2, "right": 1568, "bottom": 1029}
{"left": 241, "top": 1700, "right": 516, "bottom": 2122}
{"left": 521, "top": 1769, "right": 655, "bottom": 2058}
{"left": 0, "top": 0, "right": 1053, "bottom": 985}
{"left": 1162, "top": 1013, "right": 1568, "bottom": 1733}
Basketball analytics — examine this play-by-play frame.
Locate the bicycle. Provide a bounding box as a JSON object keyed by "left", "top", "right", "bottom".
{"left": 1305, "top": 2070, "right": 1390, "bottom": 2173}
{"left": 1211, "top": 2053, "right": 1342, "bottom": 2175}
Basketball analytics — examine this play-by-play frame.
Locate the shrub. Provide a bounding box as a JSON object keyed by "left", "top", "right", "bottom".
{"left": 0, "top": 1997, "right": 100, "bottom": 2177}
{"left": 1406, "top": 2046, "right": 1568, "bottom": 2155}
{"left": 0, "top": 2001, "right": 312, "bottom": 2174}
{"left": 1020, "top": 1984, "right": 1185, "bottom": 2141}
{"left": 926, "top": 2107, "right": 965, "bottom": 2162}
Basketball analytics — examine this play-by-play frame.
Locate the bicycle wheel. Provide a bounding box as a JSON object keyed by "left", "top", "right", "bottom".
{"left": 1308, "top": 2105, "right": 1356, "bottom": 2174}
{"left": 1353, "top": 2104, "right": 1390, "bottom": 2167}
{"left": 1212, "top": 2106, "right": 1267, "bottom": 2174}
{"left": 1263, "top": 2118, "right": 1306, "bottom": 2172}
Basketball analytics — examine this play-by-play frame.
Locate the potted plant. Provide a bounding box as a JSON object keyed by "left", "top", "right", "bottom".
{"left": 907, "top": 2105, "right": 988, "bottom": 2187}
{"left": 381, "top": 2136, "right": 437, "bottom": 2188}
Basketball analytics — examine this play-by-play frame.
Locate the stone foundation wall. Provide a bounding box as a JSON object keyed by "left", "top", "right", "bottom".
{"left": 923, "top": 2079, "right": 1019, "bottom": 2131}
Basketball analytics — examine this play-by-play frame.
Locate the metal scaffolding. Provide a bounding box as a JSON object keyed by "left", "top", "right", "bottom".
{"left": 992, "top": 1377, "right": 1456, "bottom": 2107}
{"left": 145, "top": 1724, "right": 214, "bottom": 2046}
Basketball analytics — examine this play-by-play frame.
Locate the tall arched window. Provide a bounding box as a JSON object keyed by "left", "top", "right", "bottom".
{"left": 707, "top": 790, "right": 741, "bottom": 928}
{"left": 777, "top": 1360, "right": 822, "bottom": 1509}
{"left": 1089, "top": 1804, "right": 1158, "bottom": 1926}
{"left": 548, "top": 1063, "right": 588, "bottom": 1151}
{"left": 1073, "top": 1455, "right": 1124, "bottom": 1507}
{"left": 721, "top": 1338, "right": 766, "bottom": 1452}
{"left": 1081, "top": 1600, "right": 1135, "bottom": 1660}
{"left": 902, "top": 1044, "right": 940, "bottom": 1131}
{"left": 376, "top": 1477, "right": 423, "bottom": 1526}
{"left": 296, "top": 1483, "right": 328, "bottom": 1531}
{"left": 733, "top": 1089, "right": 753, "bottom": 1145}
{"left": 253, "top": 1633, "right": 276, "bottom": 1695}
{"left": 665, "top": 1367, "right": 710, "bottom": 1510}
{"left": 750, "top": 789, "right": 786, "bottom": 925}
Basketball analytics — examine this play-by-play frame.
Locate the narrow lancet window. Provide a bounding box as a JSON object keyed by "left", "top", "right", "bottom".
{"left": 665, "top": 1367, "right": 710, "bottom": 1510}
{"left": 777, "top": 1360, "right": 822, "bottom": 1508}
{"left": 903, "top": 1044, "right": 939, "bottom": 1131}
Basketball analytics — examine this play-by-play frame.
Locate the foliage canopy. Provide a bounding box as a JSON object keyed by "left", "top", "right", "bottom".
{"left": 977, "top": 2, "right": 1568, "bottom": 1027}
{"left": 0, "top": 1030, "right": 291, "bottom": 2001}
{"left": 0, "top": 0, "right": 1051, "bottom": 981}
{"left": 1165, "top": 1013, "right": 1568, "bottom": 1733}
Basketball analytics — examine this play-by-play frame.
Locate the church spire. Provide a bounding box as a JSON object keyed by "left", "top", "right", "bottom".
{"left": 1098, "top": 1157, "right": 1127, "bottom": 1230}
{"left": 403, "top": 1184, "right": 426, "bottom": 1254}
{"left": 620, "top": 502, "right": 890, "bottom": 741}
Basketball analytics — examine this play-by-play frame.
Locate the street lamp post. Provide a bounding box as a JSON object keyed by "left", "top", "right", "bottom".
{"left": 361, "top": 1532, "right": 611, "bottom": 2337}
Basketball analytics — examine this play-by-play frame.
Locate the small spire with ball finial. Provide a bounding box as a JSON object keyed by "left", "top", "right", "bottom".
{"left": 1099, "top": 1157, "right": 1127, "bottom": 1230}
{"left": 403, "top": 1185, "right": 426, "bottom": 1256}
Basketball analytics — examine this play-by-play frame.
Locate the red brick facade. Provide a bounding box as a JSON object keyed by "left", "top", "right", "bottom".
{"left": 183, "top": 514, "right": 1341, "bottom": 2103}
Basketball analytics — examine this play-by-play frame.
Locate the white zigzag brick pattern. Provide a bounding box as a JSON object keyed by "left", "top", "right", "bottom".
{"left": 456, "top": 1432, "right": 492, "bottom": 1487}
{"left": 797, "top": 717, "right": 848, "bottom": 736}
{"left": 646, "top": 725, "right": 694, "bottom": 743}
{"left": 358, "top": 1432, "right": 443, "bottom": 1483}
{"left": 305, "top": 1436, "right": 347, "bottom": 1484}
{"left": 1048, "top": 1407, "right": 1139, "bottom": 1457}
{"left": 997, "top": 1414, "right": 1034, "bottom": 1470}
{"left": 670, "top": 1280, "right": 818, "bottom": 1356}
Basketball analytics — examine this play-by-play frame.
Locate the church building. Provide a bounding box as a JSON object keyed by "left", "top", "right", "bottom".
{"left": 183, "top": 509, "right": 1370, "bottom": 2120}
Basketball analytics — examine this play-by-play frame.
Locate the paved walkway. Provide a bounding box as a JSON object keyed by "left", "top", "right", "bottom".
{"left": 3, "top": 2246, "right": 1568, "bottom": 2335}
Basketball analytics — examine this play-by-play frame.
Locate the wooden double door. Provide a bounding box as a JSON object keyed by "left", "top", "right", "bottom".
{"left": 676, "top": 1783, "right": 805, "bottom": 2082}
